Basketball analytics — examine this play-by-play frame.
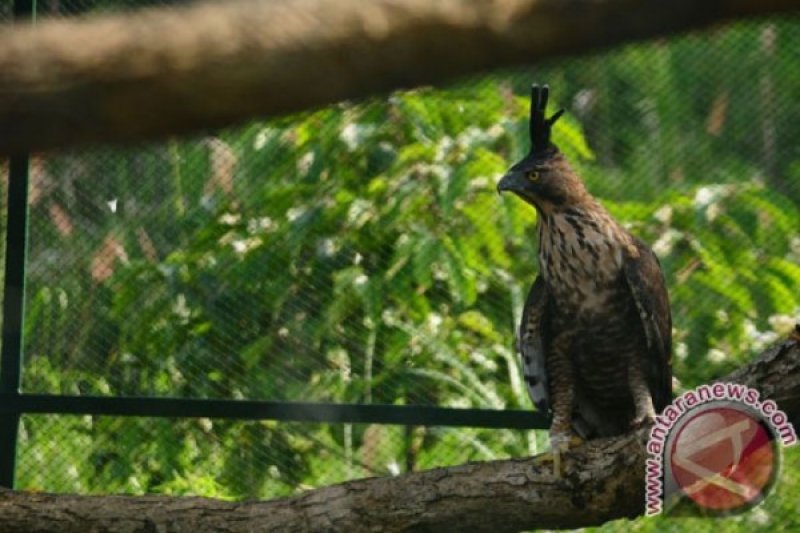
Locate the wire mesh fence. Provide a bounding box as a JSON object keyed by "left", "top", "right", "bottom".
{"left": 2, "top": 0, "right": 800, "bottom": 529}
{"left": 17, "top": 414, "right": 529, "bottom": 499}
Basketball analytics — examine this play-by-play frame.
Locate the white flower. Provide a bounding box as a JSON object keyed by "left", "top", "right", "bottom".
{"left": 218, "top": 212, "right": 240, "bottom": 225}
{"left": 381, "top": 308, "right": 399, "bottom": 327}
{"left": 427, "top": 313, "right": 443, "bottom": 330}
{"left": 317, "top": 238, "right": 338, "bottom": 257}
{"left": 231, "top": 237, "right": 261, "bottom": 255}
{"left": 253, "top": 127, "right": 277, "bottom": 151}
{"left": 758, "top": 331, "right": 779, "bottom": 348}
{"left": 446, "top": 397, "right": 471, "bottom": 408}
{"left": 707, "top": 348, "right": 727, "bottom": 363}
{"left": 693, "top": 184, "right": 733, "bottom": 210}
{"left": 432, "top": 263, "right": 448, "bottom": 281}
{"left": 470, "top": 351, "right": 498, "bottom": 371}
{"left": 286, "top": 206, "right": 306, "bottom": 222}
{"left": 749, "top": 507, "right": 770, "bottom": 526}
{"left": 247, "top": 216, "right": 274, "bottom": 234}
{"left": 340, "top": 123, "right": 374, "bottom": 151}
{"left": 768, "top": 313, "right": 797, "bottom": 336}
{"left": 653, "top": 205, "right": 672, "bottom": 224}
{"left": 675, "top": 342, "right": 688, "bottom": 361}
{"left": 297, "top": 151, "right": 315, "bottom": 174}
{"left": 387, "top": 461, "right": 401, "bottom": 476}
{"left": 694, "top": 186, "right": 716, "bottom": 207}
{"left": 744, "top": 318, "right": 780, "bottom": 351}
{"left": 476, "top": 279, "right": 488, "bottom": 293}
{"left": 487, "top": 124, "right": 505, "bottom": 139}
{"left": 706, "top": 203, "right": 721, "bottom": 222}
{"left": 340, "top": 123, "right": 359, "bottom": 150}
{"left": 468, "top": 176, "right": 489, "bottom": 192}
{"left": 652, "top": 229, "right": 682, "bottom": 257}
{"left": 458, "top": 126, "right": 488, "bottom": 147}
{"left": 347, "top": 199, "right": 374, "bottom": 226}
{"left": 172, "top": 294, "right": 191, "bottom": 322}
{"left": 57, "top": 290, "right": 69, "bottom": 310}
{"left": 789, "top": 237, "right": 800, "bottom": 258}
{"left": 743, "top": 319, "right": 759, "bottom": 339}
{"left": 434, "top": 136, "right": 455, "bottom": 162}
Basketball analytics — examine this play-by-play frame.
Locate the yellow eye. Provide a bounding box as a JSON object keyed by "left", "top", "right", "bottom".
{"left": 527, "top": 170, "right": 540, "bottom": 181}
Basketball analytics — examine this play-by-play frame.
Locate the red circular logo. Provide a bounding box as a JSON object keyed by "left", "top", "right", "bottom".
{"left": 669, "top": 406, "right": 777, "bottom": 512}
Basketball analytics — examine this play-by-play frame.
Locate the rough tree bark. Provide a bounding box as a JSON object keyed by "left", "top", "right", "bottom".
{"left": 1, "top": 0, "right": 800, "bottom": 155}
{"left": 0, "top": 334, "right": 798, "bottom": 532}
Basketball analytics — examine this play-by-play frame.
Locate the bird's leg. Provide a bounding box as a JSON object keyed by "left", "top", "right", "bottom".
{"left": 545, "top": 339, "right": 578, "bottom": 478}
{"left": 629, "top": 359, "right": 656, "bottom": 428}
{"left": 548, "top": 389, "right": 579, "bottom": 478}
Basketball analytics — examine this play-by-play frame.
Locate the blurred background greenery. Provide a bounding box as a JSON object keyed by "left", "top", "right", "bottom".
{"left": 1, "top": 1, "right": 799, "bottom": 530}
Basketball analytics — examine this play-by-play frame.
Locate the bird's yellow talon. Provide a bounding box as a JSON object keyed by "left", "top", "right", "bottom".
{"left": 549, "top": 433, "right": 576, "bottom": 478}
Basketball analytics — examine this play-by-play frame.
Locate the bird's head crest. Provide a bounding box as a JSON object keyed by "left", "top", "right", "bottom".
{"left": 497, "top": 84, "right": 585, "bottom": 206}
{"left": 528, "top": 84, "right": 564, "bottom": 159}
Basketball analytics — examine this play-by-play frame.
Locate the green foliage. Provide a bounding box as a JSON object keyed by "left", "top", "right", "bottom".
{"left": 8, "top": 15, "right": 800, "bottom": 530}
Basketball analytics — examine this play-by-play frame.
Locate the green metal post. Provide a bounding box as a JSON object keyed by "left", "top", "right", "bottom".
{"left": 0, "top": 0, "right": 34, "bottom": 489}
{"left": 0, "top": 154, "right": 30, "bottom": 488}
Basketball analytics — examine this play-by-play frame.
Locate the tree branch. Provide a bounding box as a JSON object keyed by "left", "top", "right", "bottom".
{"left": 1, "top": 0, "right": 799, "bottom": 155}
{"left": 1, "top": 334, "right": 798, "bottom": 532}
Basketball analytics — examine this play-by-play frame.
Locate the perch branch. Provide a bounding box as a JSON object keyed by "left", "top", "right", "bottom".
{"left": 1, "top": 0, "right": 799, "bottom": 154}
{"left": 0, "top": 335, "right": 798, "bottom": 532}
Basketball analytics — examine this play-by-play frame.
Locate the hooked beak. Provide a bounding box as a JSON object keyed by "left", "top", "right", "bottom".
{"left": 496, "top": 170, "right": 529, "bottom": 195}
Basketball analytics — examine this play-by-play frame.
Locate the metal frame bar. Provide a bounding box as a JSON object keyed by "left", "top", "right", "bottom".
{"left": 0, "top": 154, "right": 29, "bottom": 488}
{"left": 0, "top": 0, "right": 35, "bottom": 483}
{"left": 0, "top": 0, "right": 547, "bottom": 490}
{"left": 1, "top": 394, "right": 547, "bottom": 429}
{"left": 0, "top": 0, "right": 34, "bottom": 492}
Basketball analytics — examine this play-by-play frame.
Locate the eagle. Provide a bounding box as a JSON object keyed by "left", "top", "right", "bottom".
{"left": 497, "top": 85, "right": 672, "bottom": 474}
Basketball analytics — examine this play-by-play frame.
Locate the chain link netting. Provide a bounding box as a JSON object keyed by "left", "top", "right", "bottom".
{"left": 2, "top": 1, "right": 799, "bottom": 529}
